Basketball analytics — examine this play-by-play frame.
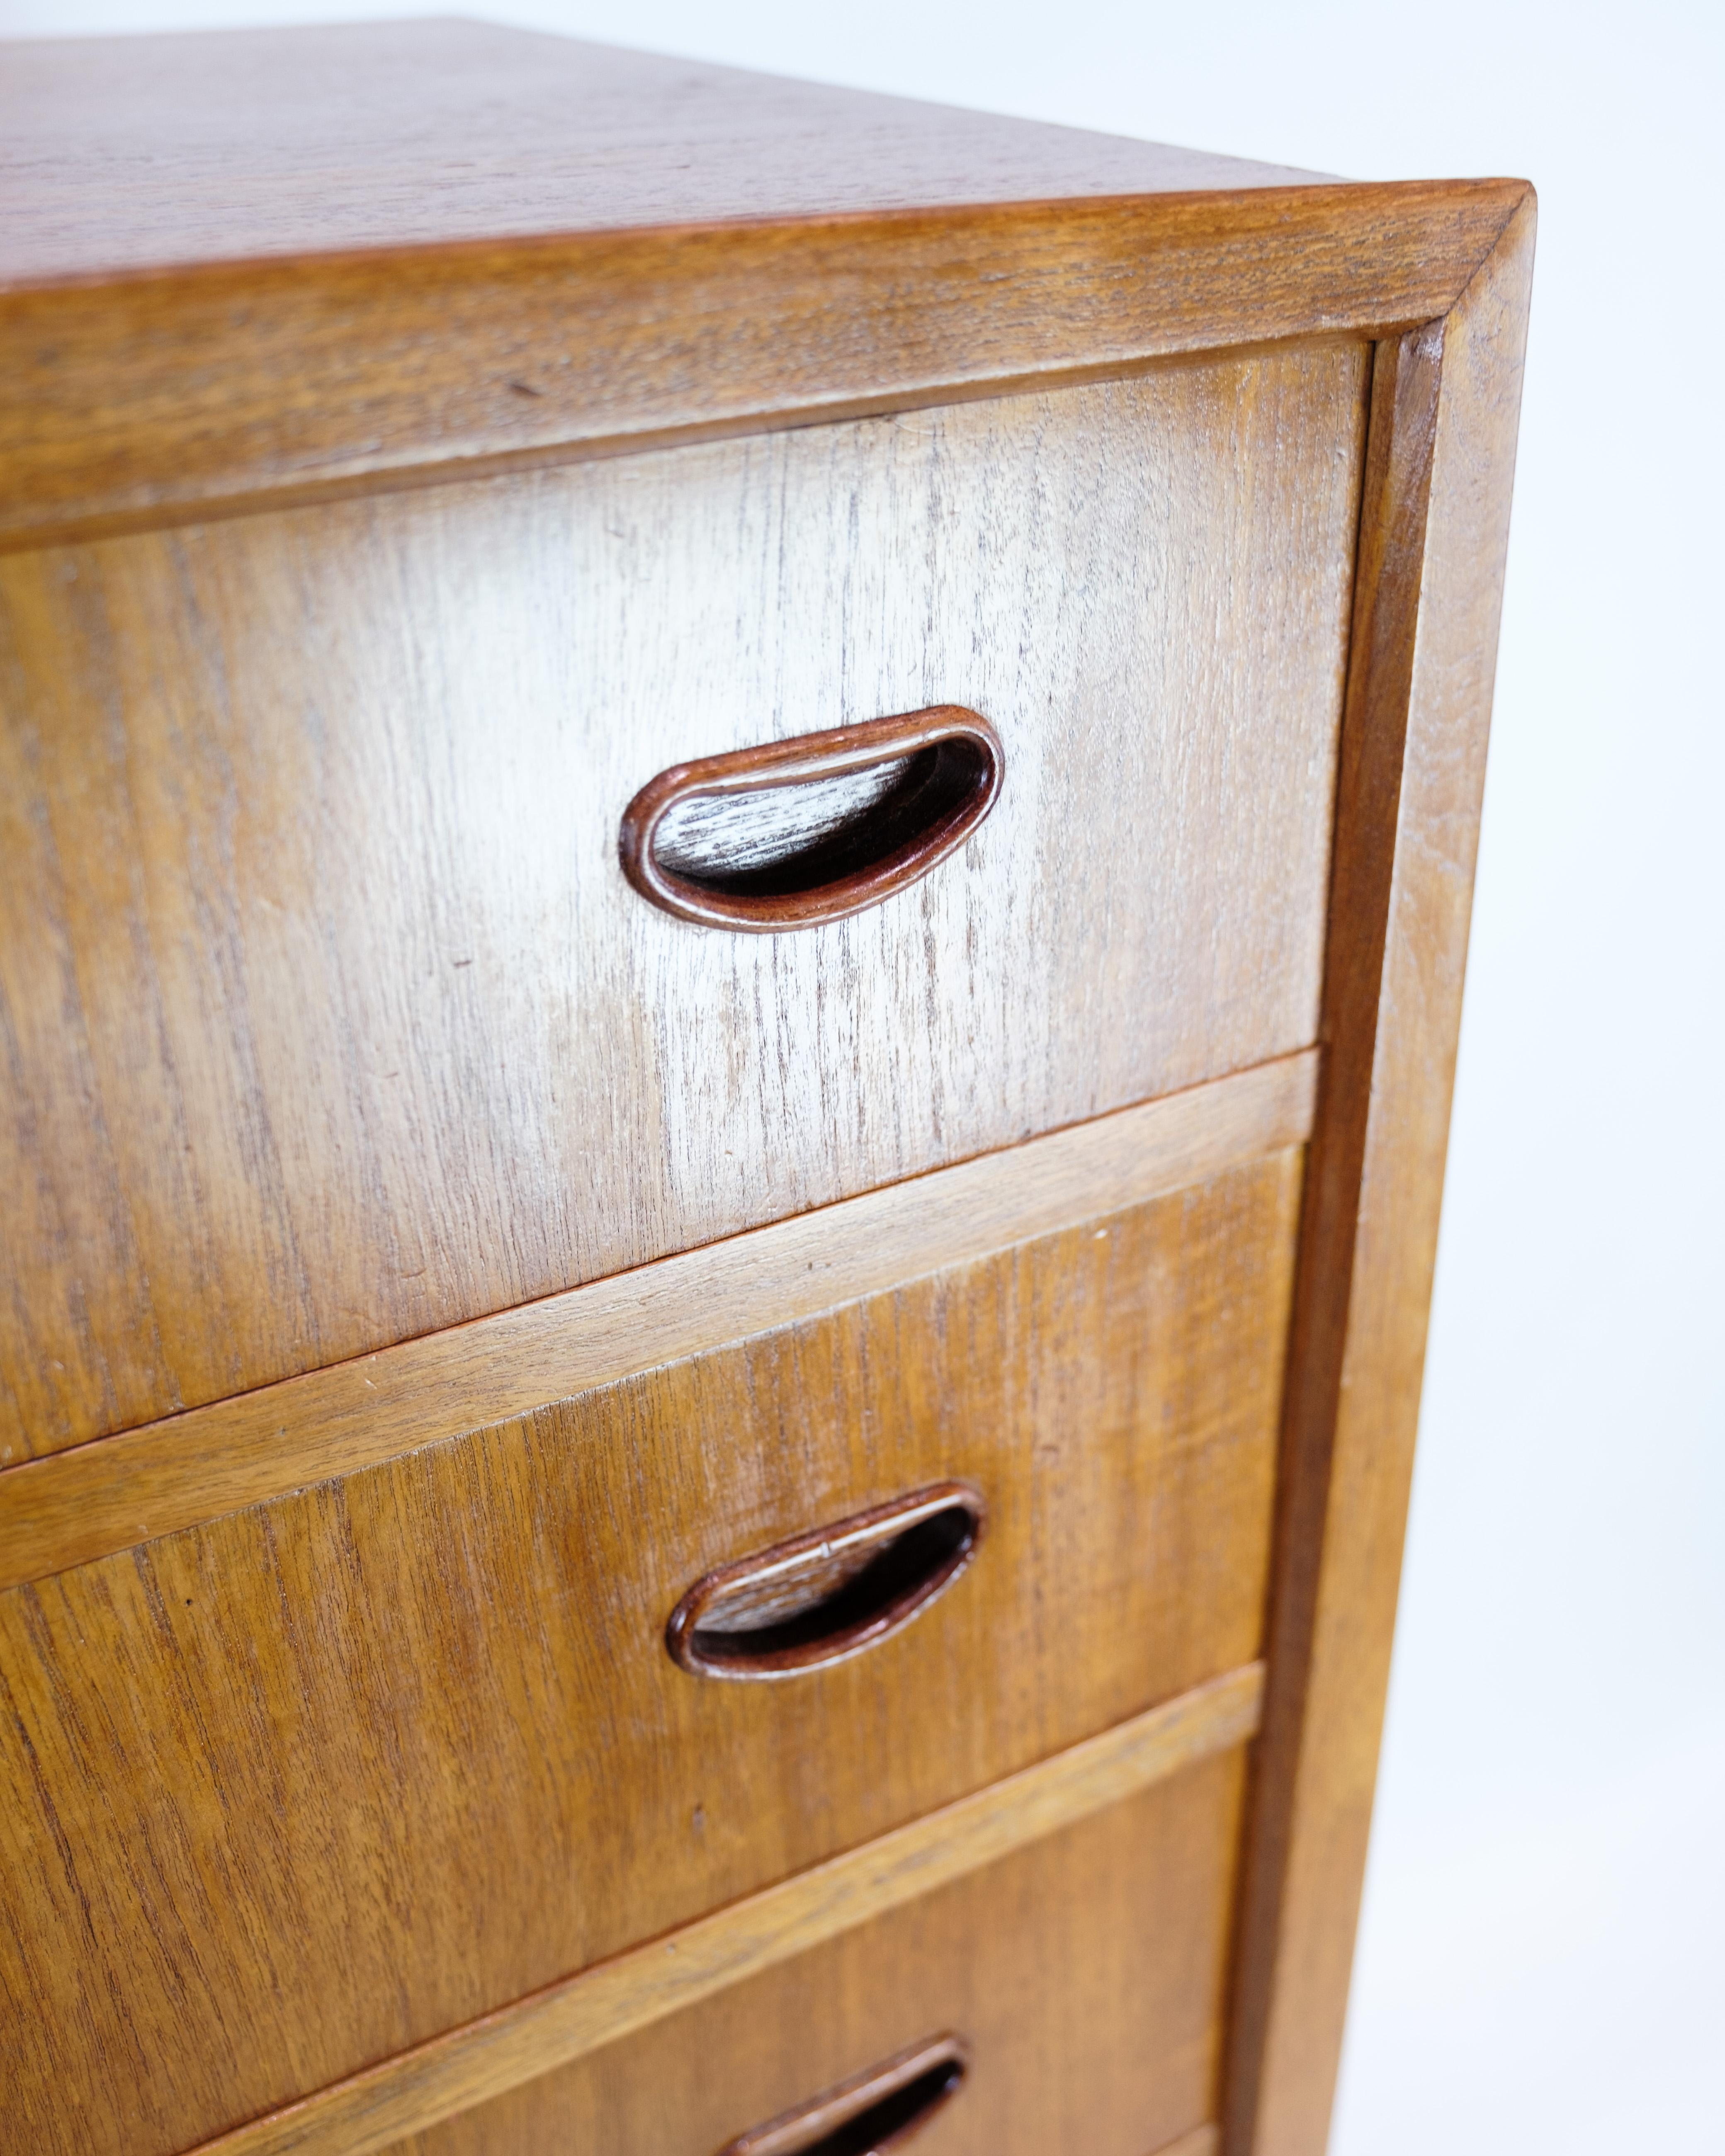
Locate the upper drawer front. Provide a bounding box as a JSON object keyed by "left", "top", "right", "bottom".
{"left": 0, "top": 1147, "right": 1297, "bottom": 2156}
{"left": 0, "top": 343, "right": 1365, "bottom": 1455}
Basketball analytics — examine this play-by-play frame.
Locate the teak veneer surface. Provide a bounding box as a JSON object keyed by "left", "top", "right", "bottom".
{"left": 392, "top": 1759, "right": 1246, "bottom": 2156}
{"left": 0, "top": 18, "right": 1322, "bottom": 282}
{"left": 0, "top": 356, "right": 1363, "bottom": 1462}
{"left": 0, "top": 1161, "right": 1298, "bottom": 2156}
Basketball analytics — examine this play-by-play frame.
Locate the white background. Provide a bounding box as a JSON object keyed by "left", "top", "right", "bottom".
{"left": 6, "top": 1, "right": 1720, "bottom": 2146}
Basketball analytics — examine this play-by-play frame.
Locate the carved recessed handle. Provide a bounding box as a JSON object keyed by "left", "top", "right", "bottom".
{"left": 666, "top": 1482, "right": 985, "bottom": 1681}
{"left": 714, "top": 2033, "right": 969, "bottom": 2156}
{"left": 619, "top": 705, "right": 1003, "bottom": 931}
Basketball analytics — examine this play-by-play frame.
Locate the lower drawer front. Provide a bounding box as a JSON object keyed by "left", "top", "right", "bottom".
{"left": 0, "top": 1151, "right": 1297, "bottom": 2155}
{"left": 399, "top": 1753, "right": 1245, "bottom": 2156}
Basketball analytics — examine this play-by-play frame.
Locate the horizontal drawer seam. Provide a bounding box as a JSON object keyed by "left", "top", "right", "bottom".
{"left": 175, "top": 1662, "right": 1263, "bottom": 2156}
{"left": 0, "top": 1051, "right": 1314, "bottom": 1591}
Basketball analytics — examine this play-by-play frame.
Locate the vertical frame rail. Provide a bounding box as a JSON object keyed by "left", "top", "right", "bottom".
{"left": 1223, "top": 190, "right": 1537, "bottom": 2156}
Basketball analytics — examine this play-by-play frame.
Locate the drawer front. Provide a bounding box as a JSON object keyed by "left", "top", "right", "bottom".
{"left": 398, "top": 1755, "right": 1246, "bottom": 2156}
{"left": 0, "top": 1150, "right": 1297, "bottom": 2156}
{"left": 0, "top": 343, "right": 1366, "bottom": 1458}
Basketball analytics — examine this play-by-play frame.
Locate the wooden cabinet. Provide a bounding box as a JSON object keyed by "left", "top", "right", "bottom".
{"left": 0, "top": 21, "right": 1532, "bottom": 2156}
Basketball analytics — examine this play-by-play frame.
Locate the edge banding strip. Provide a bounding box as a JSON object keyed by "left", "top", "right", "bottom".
{"left": 181, "top": 1663, "right": 1263, "bottom": 2156}
{"left": 0, "top": 181, "right": 1528, "bottom": 550}
{"left": 0, "top": 1051, "right": 1314, "bottom": 1591}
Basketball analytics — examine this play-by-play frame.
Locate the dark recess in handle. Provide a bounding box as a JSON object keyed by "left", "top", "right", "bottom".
{"left": 666, "top": 1482, "right": 985, "bottom": 1681}
{"left": 714, "top": 2034, "right": 969, "bottom": 2156}
{"left": 619, "top": 705, "right": 1003, "bottom": 930}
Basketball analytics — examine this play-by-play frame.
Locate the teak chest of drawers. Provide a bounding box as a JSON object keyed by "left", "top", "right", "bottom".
{"left": 0, "top": 22, "right": 1533, "bottom": 2156}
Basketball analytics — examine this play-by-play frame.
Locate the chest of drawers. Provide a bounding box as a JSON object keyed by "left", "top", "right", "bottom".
{"left": 0, "top": 21, "right": 1532, "bottom": 2156}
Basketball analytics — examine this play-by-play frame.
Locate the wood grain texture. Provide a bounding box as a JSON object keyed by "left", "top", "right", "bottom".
{"left": 0, "top": 13, "right": 1520, "bottom": 551}
{"left": 0, "top": 354, "right": 1360, "bottom": 1463}
{"left": 184, "top": 1697, "right": 1259, "bottom": 2156}
{"left": 0, "top": 19, "right": 1327, "bottom": 285}
{"left": 1222, "top": 197, "right": 1537, "bottom": 2156}
{"left": 0, "top": 1164, "right": 1295, "bottom": 2156}
{"left": 0, "top": 1049, "right": 1313, "bottom": 1589}
{"left": 0, "top": 37, "right": 1535, "bottom": 2150}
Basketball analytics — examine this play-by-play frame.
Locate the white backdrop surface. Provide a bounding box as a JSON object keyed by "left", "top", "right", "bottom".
{"left": 5, "top": 1, "right": 1721, "bottom": 2146}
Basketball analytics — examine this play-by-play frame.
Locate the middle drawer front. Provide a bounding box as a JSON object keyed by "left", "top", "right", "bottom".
{"left": 0, "top": 1147, "right": 1300, "bottom": 2156}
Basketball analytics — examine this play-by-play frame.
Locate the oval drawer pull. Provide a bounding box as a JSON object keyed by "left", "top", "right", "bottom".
{"left": 666, "top": 1482, "right": 985, "bottom": 1680}
{"left": 619, "top": 705, "right": 1003, "bottom": 930}
{"left": 715, "top": 2033, "right": 969, "bottom": 2156}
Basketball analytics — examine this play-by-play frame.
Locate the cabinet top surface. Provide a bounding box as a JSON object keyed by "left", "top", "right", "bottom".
{"left": 0, "top": 15, "right": 1327, "bottom": 287}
